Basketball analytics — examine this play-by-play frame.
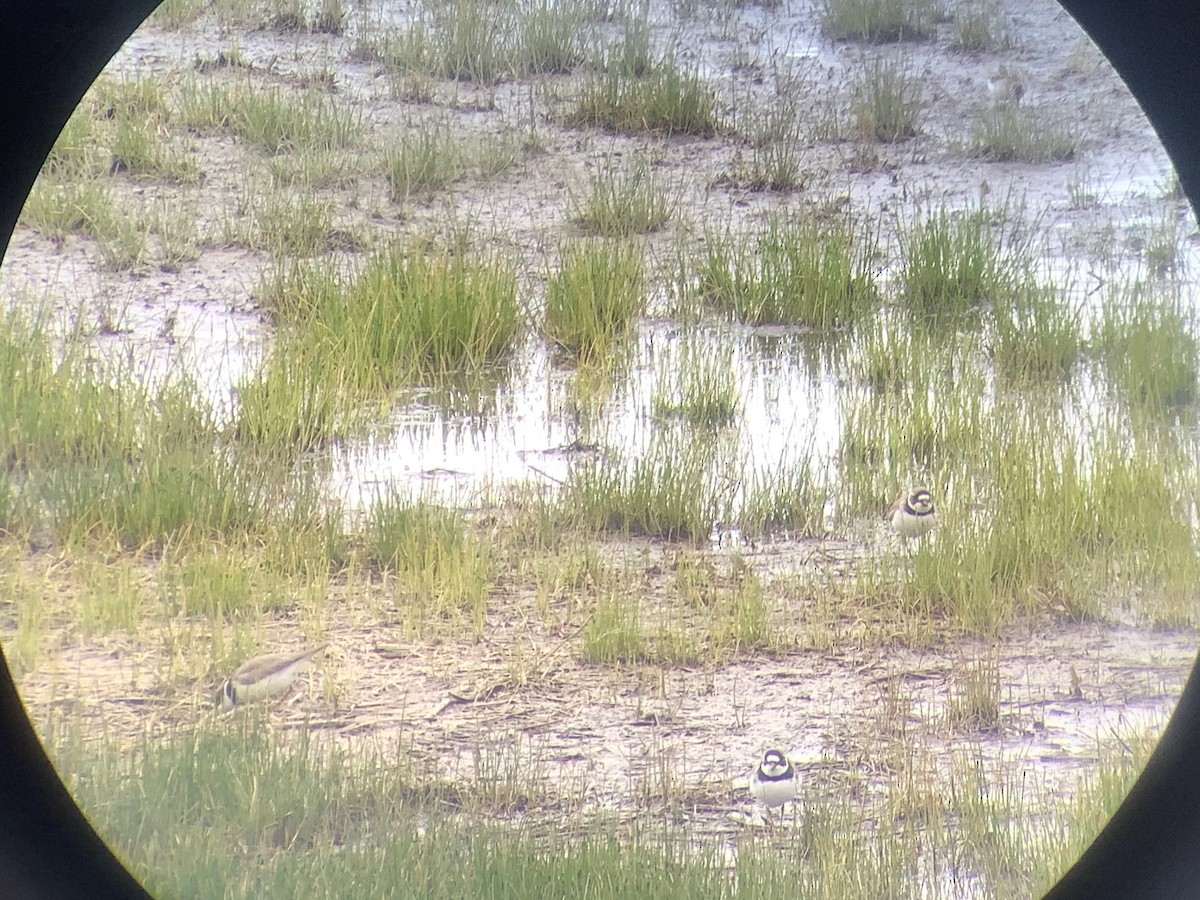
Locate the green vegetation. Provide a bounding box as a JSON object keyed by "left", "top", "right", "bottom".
{"left": 384, "top": 126, "right": 523, "bottom": 203}
{"left": 570, "top": 158, "right": 677, "bottom": 236}
{"left": 179, "top": 81, "right": 364, "bottom": 154}
{"left": 241, "top": 244, "right": 521, "bottom": 448}
{"left": 1140, "top": 211, "right": 1188, "bottom": 276}
{"left": 39, "top": 710, "right": 1155, "bottom": 899}
{"left": 581, "top": 555, "right": 781, "bottom": 664}
{"left": 545, "top": 240, "right": 645, "bottom": 362}
{"left": 312, "top": 0, "right": 347, "bottom": 35}
{"left": 593, "top": 16, "right": 653, "bottom": 78}
{"left": 268, "top": 146, "right": 371, "bottom": 191}
{"left": 945, "top": 658, "right": 1001, "bottom": 732}
{"left": 39, "top": 104, "right": 105, "bottom": 177}
{"left": 241, "top": 189, "right": 344, "bottom": 257}
{"left": 652, "top": 339, "right": 740, "bottom": 428}
{"left": 822, "top": 0, "right": 937, "bottom": 43}
{"left": 517, "top": 0, "right": 587, "bottom": 75}
{"left": 234, "top": 329, "right": 367, "bottom": 449}
{"left": 20, "top": 179, "right": 114, "bottom": 239}
{"left": 991, "top": 281, "right": 1083, "bottom": 384}
{"left": 383, "top": 127, "right": 469, "bottom": 201}
{"left": 897, "top": 204, "right": 1032, "bottom": 321}
{"left": 394, "top": 0, "right": 515, "bottom": 84}
{"left": 721, "top": 101, "right": 807, "bottom": 191}
{"left": 834, "top": 340, "right": 1200, "bottom": 630}
{"left": 951, "top": 1, "right": 1008, "bottom": 51}
{"left": 6, "top": 8, "right": 1192, "bottom": 900}
{"left": 971, "top": 103, "right": 1078, "bottom": 163}
{"left": 371, "top": 0, "right": 593, "bottom": 84}
{"left": 565, "top": 60, "right": 722, "bottom": 136}
{"left": 852, "top": 59, "right": 922, "bottom": 143}
{"left": 364, "top": 495, "right": 494, "bottom": 633}
{"left": 271, "top": 245, "right": 521, "bottom": 376}
{"left": 563, "top": 435, "right": 734, "bottom": 542}
{"left": 19, "top": 76, "right": 201, "bottom": 260}
{"left": 738, "top": 463, "right": 829, "bottom": 539}
{"left": 584, "top": 591, "right": 678, "bottom": 663}
{"left": 902, "top": 407, "right": 1199, "bottom": 629}
{"left": 27, "top": 74, "right": 197, "bottom": 191}
{"left": 700, "top": 217, "right": 880, "bottom": 327}
{"left": 0, "top": 305, "right": 340, "bottom": 559}
{"left": 1094, "top": 280, "right": 1198, "bottom": 411}
{"left": 149, "top": 0, "right": 208, "bottom": 27}
{"left": 95, "top": 77, "right": 200, "bottom": 182}
{"left": 838, "top": 349, "right": 986, "bottom": 514}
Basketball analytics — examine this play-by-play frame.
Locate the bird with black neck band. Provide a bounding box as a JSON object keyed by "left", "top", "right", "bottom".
{"left": 749, "top": 748, "right": 798, "bottom": 825}
{"left": 886, "top": 488, "right": 936, "bottom": 541}
{"left": 217, "top": 643, "right": 329, "bottom": 713}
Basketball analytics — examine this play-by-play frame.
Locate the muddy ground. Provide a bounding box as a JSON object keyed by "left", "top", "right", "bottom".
{"left": 3, "top": 0, "right": 1199, "bottom": 852}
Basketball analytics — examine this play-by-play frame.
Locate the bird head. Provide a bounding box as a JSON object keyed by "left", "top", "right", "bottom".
{"left": 758, "top": 749, "right": 792, "bottom": 778}
{"left": 908, "top": 489, "right": 935, "bottom": 515}
{"left": 217, "top": 679, "right": 238, "bottom": 713}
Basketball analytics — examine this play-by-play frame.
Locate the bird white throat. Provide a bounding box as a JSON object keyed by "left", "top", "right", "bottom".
{"left": 888, "top": 489, "right": 936, "bottom": 539}
{"left": 218, "top": 643, "right": 329, "bottom": 712}
{"left": 750, "top": 749, "right": 798, "bottom": 808}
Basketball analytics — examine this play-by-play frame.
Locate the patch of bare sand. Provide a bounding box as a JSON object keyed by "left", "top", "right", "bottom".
{"left": 15, "top": 535, "right": 1196, "bottom": 842}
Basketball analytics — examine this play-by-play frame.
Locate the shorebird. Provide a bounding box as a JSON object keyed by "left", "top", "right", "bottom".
{"left": 218, "top": 643, "right": 329, "bottom": 712}
{"left": 987, "top": 65, "right": 1027, "bottom": 107}
{"left": 887, "top": 489, "right": 937, "bottom": 540}
{"left": 749, "top": 749, "right": 798, "bottom": 819}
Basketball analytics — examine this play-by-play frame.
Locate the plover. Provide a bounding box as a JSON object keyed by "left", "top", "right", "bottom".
{"left": 749, "top": 749, "right": 798, "bottom": 812}
{"left": 887, "top": 489, "right": 936, "bottom": 540}
{"left": 987, "top": 65, "right": 1027, "bottom": 107}
{"left": 218, "top": 643, "right": 329, "bottom": 712}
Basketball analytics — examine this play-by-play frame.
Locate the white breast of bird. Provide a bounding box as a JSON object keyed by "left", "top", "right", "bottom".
{"left": 750, "top": 750, "right": 798, "bottom": 808}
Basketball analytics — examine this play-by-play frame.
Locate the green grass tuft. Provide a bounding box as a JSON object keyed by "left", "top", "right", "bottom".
{"left": 822, "top": 0, "right": 936, "bottom": 43}
{"left": 700, "top": 216, "right": 880, "bottom": 327}
{"left": 652, "top": 339, "right": 740, "bottom": 428}
{"left": 951, "top": 1, "right": 1008, "bottom": 51}
{"left": 545, "top": 240, "right": 645, "bottom": 362}
{"left": 852, "top": 59, "right": 922, "bottom": 143}
{"left": 971, "top": 103, "right": 1078, "bottom": 163}
{"left": 364, "top": 495, "right": 493, "bottom": 633}
{"left": 240, "top": 246, "right": 521, "bottom": 451}
{"left": 898, "top": 205, "right": 1031, "bottom": 322}
{"left": 562, "top": 436, "right": 734, "bottom": 542}
{"left": 570, "top": 158, "right": 676, "bottom": 236}
{"left": 565, "top": 62, "right": 722, "bottom": 136}
{"left": 180, "top": 81, "right": 364, "bottom": 154}
{"left": 738, "top": 463, "right": 829, "bottom": 539}
{"left": 991, "top": 281, "right": 1083, "bottom": 384}
{"left": 1094, "top": 280, "right": 1198, "bottom": 411}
